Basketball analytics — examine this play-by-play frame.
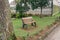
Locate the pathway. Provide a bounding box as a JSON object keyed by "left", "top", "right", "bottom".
{"left": 44, "top": 25, "right": 60, "bottom": 40}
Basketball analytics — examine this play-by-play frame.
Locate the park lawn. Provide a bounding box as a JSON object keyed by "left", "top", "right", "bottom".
{"left": 12, "top": 13, "right": 60, "bottom": 37}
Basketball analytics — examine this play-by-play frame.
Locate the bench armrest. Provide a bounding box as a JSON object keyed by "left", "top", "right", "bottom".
{"left": 32, "top": 19, "right": 36, "bottom": 22}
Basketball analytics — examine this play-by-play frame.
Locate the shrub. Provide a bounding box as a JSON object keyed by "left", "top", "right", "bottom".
{"left": 11, "top": 14, "right": 16, "bottom": 18}
{"left": 16, "top": 13, "right": 20, "bottom": 18}
{"left": 8, "top": 33, "right": 16, "bottom": 40}
{"left": 11, "top": 13, "right": 28, "bottom": 18}
{"left": 28, "top": 14, "right": 32, "bottom": 16}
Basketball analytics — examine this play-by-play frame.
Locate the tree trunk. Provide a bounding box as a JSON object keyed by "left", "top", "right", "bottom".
{"left": 51, "top": 0, "right": 53, "bottom": 16}
{"left": 19, "top": 11, "right": 23, "bottom": 18}
{"left": 0, "top": 0, "right": 13, "bottom": 40}
{"left": 40, "top": 7, "right": 43, "bottom": 18}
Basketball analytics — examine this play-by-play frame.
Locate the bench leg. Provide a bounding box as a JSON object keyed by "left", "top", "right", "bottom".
{"left": 34, "top": 22, "right": 36, "bottom": 27}
{"left": 31, "top": 23, "right": 34, "bottom": 26}
{"left": 22, "top": 24, "right": 25, "bottom": 28}
{"left": 23, "top": 24, "right": 28, "bottom": 29}
{"left": 31, "top": 22, "right": 36, "bottom": 27}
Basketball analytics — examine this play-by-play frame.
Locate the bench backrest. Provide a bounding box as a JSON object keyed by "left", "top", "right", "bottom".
{"left": 22, "top": 17, "right": 33, "bottom": 23}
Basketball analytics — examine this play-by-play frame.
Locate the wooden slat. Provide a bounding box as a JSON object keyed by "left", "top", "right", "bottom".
{"left": 22, "top": 17, "right": 35, "bottom": 24}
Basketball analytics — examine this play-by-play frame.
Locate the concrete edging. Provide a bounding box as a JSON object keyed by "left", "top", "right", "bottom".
{"left": 41, "top": 22, "right": 60, "bottom": 40}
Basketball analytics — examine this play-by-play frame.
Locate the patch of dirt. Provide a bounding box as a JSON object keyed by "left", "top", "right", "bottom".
{"left": 16, "top": 26, "right": 50, "bottom": 40}
{"left": 20, "top": 26, "right": 38, "bottom": 32}
{"left": 16, "top": 37, "right": 23, "bottom": 40}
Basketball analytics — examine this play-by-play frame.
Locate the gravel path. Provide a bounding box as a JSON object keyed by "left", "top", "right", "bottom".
{"left": 44, "top": 25, "right": 60, "bottom": 40}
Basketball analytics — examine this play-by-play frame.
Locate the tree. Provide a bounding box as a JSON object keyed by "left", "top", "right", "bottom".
{"left": 0, "top": 0, "right": 14, "bottom": 40}
{"left": 16, "top": 0, "right": 49, "bottom": 17}
{"left": 51, "top": 0, "right": 53, "bottom": 16}
{"left": 16, "top": 0, "right": 30, "bottom": 18}
{"left": 28, "top": 0, "right": 49, "bottom": 17}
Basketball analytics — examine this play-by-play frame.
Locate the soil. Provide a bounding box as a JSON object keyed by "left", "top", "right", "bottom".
{"left": 16, "top": 26, "right": 50, "bottom": 40}
{"left": 16, "top": 37, "right": 23, "bottom": 40}
{"left": 20, "top": 26, "right": 38, "bottom": 32}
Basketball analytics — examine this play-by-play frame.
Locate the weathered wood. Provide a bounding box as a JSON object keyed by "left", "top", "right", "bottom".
{"left": 22, "top": 17, "right": 36, "bottom": 28}
{"left": 0, "top": 0, "right": 13, "bottom": 40}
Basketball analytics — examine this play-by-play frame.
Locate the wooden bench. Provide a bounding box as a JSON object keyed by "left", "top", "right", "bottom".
{"left": 22, "top": 17, "right": 36, "bottom": 28}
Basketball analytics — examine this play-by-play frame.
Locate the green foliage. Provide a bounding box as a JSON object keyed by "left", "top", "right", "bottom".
{"left": 16, "top": 13, "right": 20, "bottom": 18}
{"left": 11, "top": 13, "right": 28, "bottom": 18}
{"left": 8, "top": 33, "right": 16, "bottom": 40}
{"left": 16, "top": 0, "right": 49, "bottom": 17}
{"left": 28, "top": 0, "right": 49, "bottom": 10}
{"left": 11, "top": 14, "right": 16, "bottom": 18}
{"left": 16, "top": 0, "right": 30, "bottom": 18}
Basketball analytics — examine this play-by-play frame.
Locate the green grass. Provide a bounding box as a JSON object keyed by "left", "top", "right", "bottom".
{"left": 12, "top": 13, "right": 60, "bottom": 37}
